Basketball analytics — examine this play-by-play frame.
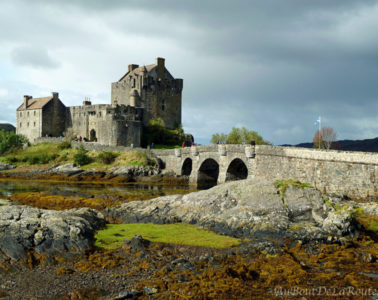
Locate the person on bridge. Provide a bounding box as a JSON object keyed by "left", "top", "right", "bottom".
{"left": 182, "top": 141, "right": 185, "bottom": 148}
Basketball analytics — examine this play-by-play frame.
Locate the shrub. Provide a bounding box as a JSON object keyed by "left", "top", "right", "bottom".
{"left": 58, "top": 141, "right": 71, "bottom": 150}
{"left": 73, "top": 145, "right": 92, "bottom": 166}
{"left": 97, "top": 151, "right": 118, "bottom": 164}
{"left": 0, "top": 130, "right": 28, "bottom": 155}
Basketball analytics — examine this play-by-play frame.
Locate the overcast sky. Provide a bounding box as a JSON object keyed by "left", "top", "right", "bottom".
{"left": 1, "top": 0, "right": 377, "bottom": 145}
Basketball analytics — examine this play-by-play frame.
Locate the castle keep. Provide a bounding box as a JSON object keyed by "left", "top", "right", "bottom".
{"left": 16, "top": 58, "right": 183, "bottom": 147}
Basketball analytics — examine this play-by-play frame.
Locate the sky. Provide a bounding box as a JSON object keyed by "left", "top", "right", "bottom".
{"left": 0, "top": 0, "right": 377, "bottom": 145}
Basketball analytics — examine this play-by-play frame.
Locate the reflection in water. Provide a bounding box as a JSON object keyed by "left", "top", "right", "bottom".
{"left": 0, "top": 179, "right": 195, "bottom": 200}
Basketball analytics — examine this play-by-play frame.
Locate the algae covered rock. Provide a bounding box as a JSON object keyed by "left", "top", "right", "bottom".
{"left": 106, "top": 178, "right": 355, "bottom": 242}
{"left": 0, "top": 205, "right": 105, "bottom": 261}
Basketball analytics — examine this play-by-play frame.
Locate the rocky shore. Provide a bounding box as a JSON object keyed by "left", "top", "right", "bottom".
{"left": 0, "top": 173, "right": 377, "bottom": 299}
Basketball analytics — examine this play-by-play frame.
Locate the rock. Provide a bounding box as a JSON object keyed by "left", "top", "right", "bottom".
{"left": 0, "top": 199, "right": 12, "bottom": 206}
{"left": 0, "top": 162, "right": 16, "bottom": 171}
{"left": 114, "top": 290, "right": 142, "bottom": 300}
{"left": 106, "top": 178, "right": 358, "bottom": 242}
{"left": 143, "top": 286, "right": 158, "bottom": 295}
{"left": 112, "top": 165, "right": 159, "bottom": 177}
{"left": 123, "top": 235, "right": 150, "bottom": 252}
{"left": 0, "top": 206, "right": 105, "bottom": 261}
{"left": 48, "top": 163, "right": 83, "bottom": 176}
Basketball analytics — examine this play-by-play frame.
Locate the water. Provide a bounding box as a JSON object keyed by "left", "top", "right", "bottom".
{"left": 0, "top": 179, "right": 196, "bottom": 201}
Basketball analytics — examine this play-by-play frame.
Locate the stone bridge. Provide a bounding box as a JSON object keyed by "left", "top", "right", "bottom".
{"left": 153, "top": 145, "right": 378, "bottom": 200}
{"left": 153, "top": 145, "right": 256, "bottom": 188}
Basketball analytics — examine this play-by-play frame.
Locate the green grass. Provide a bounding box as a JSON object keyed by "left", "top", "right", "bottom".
{"left": 94, "top": 223, "right": 241, "bottom": 250}
{"left": 0, "top": 142, "right": 156, "bottom": 168}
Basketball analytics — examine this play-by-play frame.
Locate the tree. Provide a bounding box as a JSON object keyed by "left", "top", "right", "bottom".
{"left": 210, "top": 133, "right": 227, "bottom": 144}
{"left": 0, "top": 130, "right": 28, "bottom": 155}
{"left": 313, "top": 127, "right": 337, "bottom": 149}
{"left": 211, "top": 127, "right": 270, "bottom": 145}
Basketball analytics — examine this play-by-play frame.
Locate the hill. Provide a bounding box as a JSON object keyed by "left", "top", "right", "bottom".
{"left": 0, "top": 123, "right": 15, "bottom": 132}
{"left": 283, "top": 137, "right": 378, "bottom": 153}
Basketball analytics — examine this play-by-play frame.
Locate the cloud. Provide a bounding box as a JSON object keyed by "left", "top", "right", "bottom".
{"left": 0, "top": 0, "right": 377, "bottom": 145}
{"left": 11, "top": 46, "right": 60, "bottom": 69}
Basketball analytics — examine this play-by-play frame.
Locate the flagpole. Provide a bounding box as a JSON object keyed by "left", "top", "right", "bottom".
{"left": 318, "top": 116, "right": 321, "bottom": 149}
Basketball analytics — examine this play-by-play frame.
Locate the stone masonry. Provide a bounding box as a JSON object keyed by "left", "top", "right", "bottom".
{"left": 153, "top": 145, "right": 378, "bottom": 200}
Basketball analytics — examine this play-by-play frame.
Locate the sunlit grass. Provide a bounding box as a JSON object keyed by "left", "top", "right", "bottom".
{"left": 95, "top": 223, "right": 241, "bottom": 250}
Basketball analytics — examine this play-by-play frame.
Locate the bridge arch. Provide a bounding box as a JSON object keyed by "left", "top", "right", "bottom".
{"left": 197, "top": 158, "right": 219, "bottom": 189}
{"left": 181, "top": 158, "right": 192, "bottom": 176}
{"left": 225, "top": 158, "right": 248, "bottom": 182}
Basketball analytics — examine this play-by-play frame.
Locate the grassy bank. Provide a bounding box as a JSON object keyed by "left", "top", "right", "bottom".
{"left": 0, "top": 142, "right": 156, "bottom": 169}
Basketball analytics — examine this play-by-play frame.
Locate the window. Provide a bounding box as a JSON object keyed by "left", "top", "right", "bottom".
{"left": 161, "top": 99, "right": 166, "bottom": 111}
{"left": 34, "top": 111, "right": 36, "bottom": 116}
{"left": 20, "top": 122, "right": 22, "bottom": 128}
{"left": 27, "top": 111, "right": 29, "bottom": 117}
{"left": 20, "top": 112, "right": 22, "bottom": 117}
{"left": 27, "top": 122, "right": 29, "bottom": 127}
{"left": 34, "top": 122, "right": 36, "bottom": 127}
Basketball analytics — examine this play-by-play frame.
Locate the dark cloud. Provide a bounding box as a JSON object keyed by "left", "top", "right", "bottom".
{"left": 1, "top": 0, "right": 377, "bottom": 145}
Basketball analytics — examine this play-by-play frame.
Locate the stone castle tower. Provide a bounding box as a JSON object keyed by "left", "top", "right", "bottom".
{"left": 111, "top": 57, "right": 183, "bottom": 128}
{"left": 16, "top": 57, "right": 183, "bottom": 146}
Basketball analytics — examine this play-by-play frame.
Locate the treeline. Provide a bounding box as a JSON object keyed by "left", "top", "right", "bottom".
{"left": 211, "top": 127, "right": 270, "bottom": 145}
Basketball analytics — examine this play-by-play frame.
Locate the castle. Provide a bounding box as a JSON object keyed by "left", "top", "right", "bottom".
{"left": 16, "top": 58, "right": 183, "bottom": 147}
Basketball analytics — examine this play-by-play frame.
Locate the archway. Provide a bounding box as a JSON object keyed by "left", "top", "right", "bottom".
{"left": 197, "top": 158, "right": 219, "bottom": 189}
{"left": 181, "top": 158, "right": 192, "bottom": 176}
{"left": 90, "top": 129, "right": 96, "bottom": 141}
{"left": 225, "top": 158, "right": 248, "bottom": 182}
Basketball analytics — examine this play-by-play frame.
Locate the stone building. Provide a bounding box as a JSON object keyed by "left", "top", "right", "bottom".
{"left": 16, "top": 92, "right": 66, "bottom": 141}
{"left": 16, "top": 57, "right": 183, "bottom": 146}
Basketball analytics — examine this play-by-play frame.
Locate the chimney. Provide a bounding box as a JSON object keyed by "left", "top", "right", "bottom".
{"left": 52, "top": 92, "right": 59, "bottom": 99}
{"left": 156, "top": 57, "right": 165, "bottom": 80}
{"left": 23, "top": 95, "right": 31, "bottom": 108}
{"left": 128, "top": 64, "right": 139, "bottom": 73}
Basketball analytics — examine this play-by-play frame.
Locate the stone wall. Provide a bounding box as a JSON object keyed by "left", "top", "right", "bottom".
{"left": 254, "top": 146, "right": 378, "bottom": 200}
{"left": 42, "top": 98, "right": 66, "bottom": 137}
{"left": 16, "top": 108, "right": 43, "bottom": 142}
{"left": 71, "top": 141, "right": 147, "bottom": 153}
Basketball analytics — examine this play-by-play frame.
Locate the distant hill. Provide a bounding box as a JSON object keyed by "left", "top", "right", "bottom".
{"left": 0, "top": 123, "right": 15, "bottom": 133}
{"left": 282, "top": 137, "right": 378, "bottom": 153}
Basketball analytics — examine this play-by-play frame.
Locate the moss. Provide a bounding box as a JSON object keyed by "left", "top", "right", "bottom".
{"left": 353, "top": 208, "right": 378, "bottom": 233}
{"left": 323, "top": 197, "right": 343, "bottom": 210}
{"left": 94, "top": 223, "right": 241, "bottom": 250}
{"left": 274, "top": 179, "right": 312, "bottom": 200}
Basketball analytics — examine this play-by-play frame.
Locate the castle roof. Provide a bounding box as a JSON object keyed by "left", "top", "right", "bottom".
{"left": 118, "top": 64, "right": 156, "bottom": 81}
{"left": 17, "top": 96, "right": 53, "bottom": 111}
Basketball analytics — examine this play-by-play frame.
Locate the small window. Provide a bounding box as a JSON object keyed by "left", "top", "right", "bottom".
{"left": 161, "top": 99, "right": 166, "bottom": 111}
{"left": 27, "top": 122, "right": 29, "bottom": 127}
{"left": 20, "top": 122, "right": 22, "bottom": 128}
{"left": 20, "top": 112, "right": 22, "bottom": 117}
{"left": 34, "top": 111, "right": 36, "bottom": 116}
{"left": 27, "top": 111, "right": 29, "bottom": 117}
{"left": 34, "top": 122, "right": 36, "bottom": 127}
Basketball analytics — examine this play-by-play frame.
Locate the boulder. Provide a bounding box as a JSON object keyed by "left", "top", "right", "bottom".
{"left": 106, "top": 179, "right": 357, "bottom": 242}
{"left": 0, "top": 162, "right": 16, "bottom": 171}
{"left": 48, "top": 163, "right": 83, "bottom": 176}
{"left": 0, "top": 205, "right": 105, "bottom": 261}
